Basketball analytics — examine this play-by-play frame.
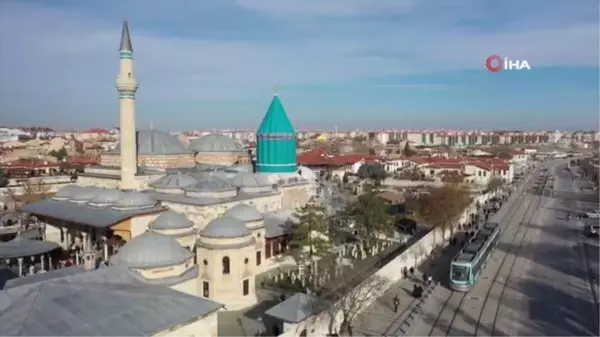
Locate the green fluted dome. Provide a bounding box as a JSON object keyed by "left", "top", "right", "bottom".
{"left": 256, "top": 94, "right": 297, "bottom": 173}
{"left": 257, "top": 95, "right": 295, "bottom": 134}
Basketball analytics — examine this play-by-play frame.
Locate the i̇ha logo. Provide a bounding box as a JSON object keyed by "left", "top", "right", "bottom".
{"left": 485, "top": 55, "right": 531, "bottom": 72}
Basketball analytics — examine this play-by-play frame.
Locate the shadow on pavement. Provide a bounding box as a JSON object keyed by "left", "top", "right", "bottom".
{"left": 522, "top": 222, "right": 582, "bottom": 245}
{"left": 496, "top": 239, "right": 587, "bottom": 281}
{"left": 511, "top": 278, "right": 598, "bottom": 336}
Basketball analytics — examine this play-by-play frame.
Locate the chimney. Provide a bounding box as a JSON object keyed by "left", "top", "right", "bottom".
{"left": 83, "top": 250, "right": 97, "bottom": 271}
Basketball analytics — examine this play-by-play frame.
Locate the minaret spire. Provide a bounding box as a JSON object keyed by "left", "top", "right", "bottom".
{"left": 120, "top": 18, "right": 133, "bottom": 52}
{"left": 116, "top": 19, "right": 139, "bottom": 190}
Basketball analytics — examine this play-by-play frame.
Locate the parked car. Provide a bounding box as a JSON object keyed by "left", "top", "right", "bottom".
{"left": 585, "top": 210, "right": 600, "bottom": 219}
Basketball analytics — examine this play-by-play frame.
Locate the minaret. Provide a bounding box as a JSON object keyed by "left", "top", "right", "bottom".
{"left": 256, "top": 87, "right": 297, "bottom": 173}
{"left": 115, "top": 19, "right": 138, "bottom": 190}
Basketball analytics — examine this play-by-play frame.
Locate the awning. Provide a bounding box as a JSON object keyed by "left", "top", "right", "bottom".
{"left": 0, "top": 236, "right": 59, "bottom": 259}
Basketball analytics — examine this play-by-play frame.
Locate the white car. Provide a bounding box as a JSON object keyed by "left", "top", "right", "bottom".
{"left": 586, "top": 210, "right": 600, "bottom": 218}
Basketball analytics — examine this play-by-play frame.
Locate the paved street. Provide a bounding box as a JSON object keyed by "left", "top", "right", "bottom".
{"left": 353, "top": 232, "right": 467, "bottom": 336}
{"left": 413, "top": 159, "right": 599, "bottom": 336}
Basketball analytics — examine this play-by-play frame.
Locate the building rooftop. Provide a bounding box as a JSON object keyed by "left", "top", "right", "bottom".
{"left": 0, "top": 265, "right": 223, "bottom": 336}
{"left": 188, "top": 133, "right": 243, "bottom": 153}
{"left": 264, "top": 292, "right": 321, "bottom": 323}
{"left": 111, "top": 129, "right": 191, "bottom": 155}
{"left": 19, "top": 199, "right": 166, "bottom": 228}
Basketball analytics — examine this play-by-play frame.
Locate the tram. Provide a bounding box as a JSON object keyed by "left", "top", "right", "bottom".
{"left": 449, "top": 222, "right": 501, "bottom": 292}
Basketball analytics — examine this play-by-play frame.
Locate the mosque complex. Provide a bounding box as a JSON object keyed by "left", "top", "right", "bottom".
{"left": 0, "top": 20, "right": 319, "bottom": 336}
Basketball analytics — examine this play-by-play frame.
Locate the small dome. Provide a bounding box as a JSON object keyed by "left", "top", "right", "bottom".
{"left": 200, "top": 216, "right": 251, "bottom": 238}
{"left": 224, "top": 204, "right": 263, "bottom": 222}
{"left": 230, "top": 172, "right": 272, "bottom": 188}
{"left": 227, "top": 163, "right": 254, "bottom": 173}
{"left": 89, "top": 188, "right": 125, "bottom": 206}
{"left": 53, "top": 185, "right": 81, "bottom": 200}
{"left": 113, "top": 191, "right": 157, "bottom": 209}
{"left": 189, "top": 133, "right": 243, "bottom": 152}
{"left": 69, "top": 186, "right": 99, "bottom": 202}
{"left": 149, "top": 210, "right": 194, "bottom": 230}
{"left": 110, "top": 231, "right": 193, "bottom": 269}
{"left": 185, "top": 174, "right": 235, "bottom": 191}
{"left": 112, "top": 129, "right": 190, "bottom": 155}
{"left": 149, "top": 173, "right": 198, "bottom": 190}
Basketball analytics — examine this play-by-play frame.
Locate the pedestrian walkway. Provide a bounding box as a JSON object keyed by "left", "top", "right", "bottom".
{"left": 353, "top": 233, "right": 466, "bottom": 336}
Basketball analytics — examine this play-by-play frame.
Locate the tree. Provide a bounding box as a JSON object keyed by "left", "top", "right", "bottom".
{"left": 48, "top": 147, "right": 68, "bottom": 161}
{"left": 307, "top": 274, "right": 390, "bottom": 336}
{"left": 356, "top": 163, "right": 387, "bottom": 185}
{"left": 342, "top": 184, "right": 394, "bottom": 255}
{"left": 0, "top": 169, "right": 8, "bottom": 188}
{"left": 19, "top": 179, "right": 50, "bottom": 204}
{"left": 439, "top": 170, "right": 464, "bottom": 184}
{"left": 402, "top": 142, "right": 416, "bottom": 157}
{"left": 486, "top": 177, "right": 504, "bottom": 193}
{"left": 415, "top": 184, "right": 471, "bottom": 244}
{"left": 289, "top": 200, "right": 333, "bottom": 262}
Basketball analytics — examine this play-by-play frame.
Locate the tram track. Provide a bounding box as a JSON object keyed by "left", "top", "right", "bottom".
{"left": 425, "top": 178, "right": 533, "bottom": 337}
{"left": 473, "top": 173, "right": 547, "bottom": 336}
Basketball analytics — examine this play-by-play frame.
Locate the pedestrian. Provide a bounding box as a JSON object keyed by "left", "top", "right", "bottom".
{"left": 393, "top": 294, "right": 400, "bottom": 313}
{"left": 402, "top": 266, "right": 408, "bottom": 279}
{"left": 422, "top": 272, "right": 427, "bottom": 284}
{"left": 409, "top": 267, "right": 415, "bottom": 279}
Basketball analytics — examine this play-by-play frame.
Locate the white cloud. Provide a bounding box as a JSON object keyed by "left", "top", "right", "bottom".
{"left": 0, "top": 0, "right": 597, "bottom": 126}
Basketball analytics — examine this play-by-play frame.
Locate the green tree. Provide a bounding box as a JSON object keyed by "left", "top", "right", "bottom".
{"left": 0, "top": 169, "right": 8, "bottom": 188}
{"left": 357, "top": 163, "right": 387, "bottom": 185}
{"left": 48, "top": 147, "right": 68, "bottom": 161}
{"left": 402, "top": 142, "right": 416, "bottom": 157}
{"left": 342, "top": 183, "right": 394, "bottom": 254}
{"left": 288, "top": 200, "right": 333, "bottom": 261}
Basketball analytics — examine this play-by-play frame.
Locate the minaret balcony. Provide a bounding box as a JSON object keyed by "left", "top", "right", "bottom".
{"left": 116, "top": 78, "right": 138, "bottom": 93}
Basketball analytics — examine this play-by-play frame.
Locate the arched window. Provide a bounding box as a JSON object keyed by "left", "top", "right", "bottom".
{"left": 222, "top": 256, "right": 230, "bottom": 274}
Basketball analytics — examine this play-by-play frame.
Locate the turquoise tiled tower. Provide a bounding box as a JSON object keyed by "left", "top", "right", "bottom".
{"left": 256, "top": 93, "right": 297, "bottom": 173}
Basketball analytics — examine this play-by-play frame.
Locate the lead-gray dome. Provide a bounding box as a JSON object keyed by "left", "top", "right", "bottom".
{"left": 149, "top": 210, "right": 194, "bottom": 230}
{"left": 200, "top": 216, "right": 251, "bottom": 238}
{"left": 112, "top": 129, "right": 190, "bottom": 155}
{"left": 69, "top": 186, "right": 100, "bottom": 202}
{"left": 149, "top": 173, "right": 198, "bottom": 190}
{"left": 224, "top": 204, "right": 263, "bottom": 222}
{"left": 185, "top": 174, "right": 235, "bottom": 191}
{"left": 113, "top": 191, "right": 157, "bottom": 209}
{"left": 230, "top": 172, "right": 272, "bottom": 187}
{"left": 89, "top": 188, "right": 125, "bottom": 206}
{"left": 53, "top": 185, "right": 82, "bottom": 200}
{"left": 188, "top": 133, "right": 243, "bottom": 152}
{"left": 110, "top": 231, "right": 193, "bottom": 269}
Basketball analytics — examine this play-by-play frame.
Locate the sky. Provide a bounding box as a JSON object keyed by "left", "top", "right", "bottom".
{"left": 0, "top": 0, "right": 598, "bottom": 131}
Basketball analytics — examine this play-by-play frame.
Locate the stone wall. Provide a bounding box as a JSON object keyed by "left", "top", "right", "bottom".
{"left": 194, "top": 152, "right": 251, "bottom": 166}
{"left": 278, "top": 191, "right": 496, "bottom": 337}
{"left": 101, "top": 153, "right": 195, "bottom": 169}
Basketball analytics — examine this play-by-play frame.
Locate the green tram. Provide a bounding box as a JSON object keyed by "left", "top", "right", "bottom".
{"left": 449, "top": 222, "right": 501, "bottom": 292}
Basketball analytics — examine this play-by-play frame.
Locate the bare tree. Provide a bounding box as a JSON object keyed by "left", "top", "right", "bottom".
{"left": 307, "top": 274, "right": 391, "bottom": 336}
{"left": 412, "top": 242, "right": 428, "bottom": 268}
{"left": 6, "top": 187, "right": 18, "bottom": 210}
{"left": 486, "top": 177, "right": 504, "bottom": 193}
{"left": 415, "top": 183, "right": 471, "bottom": 244}
{"left": 20, "top": 179, "right": 50, "bottom": 205}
